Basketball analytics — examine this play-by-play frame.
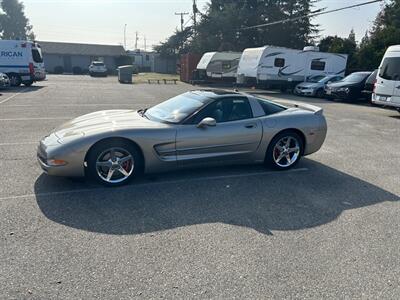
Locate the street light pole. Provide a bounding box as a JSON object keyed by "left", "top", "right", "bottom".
{"left": 124, "top": 24, "right": 127, "bottom": 50}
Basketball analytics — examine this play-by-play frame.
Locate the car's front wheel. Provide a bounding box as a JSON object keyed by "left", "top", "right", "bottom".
{"left": 87, "top": 140, "right": 142, "bottom": 186}
{"left": 266, "top": 131, "right": 304, "bottom": 170}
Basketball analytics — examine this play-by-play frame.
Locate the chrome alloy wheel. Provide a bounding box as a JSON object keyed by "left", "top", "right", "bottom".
{"left": 272, "top": 136, "right": 300, "bottom": 168}
{"left": 96, "top": 147, "right": 134, "bottom": 184}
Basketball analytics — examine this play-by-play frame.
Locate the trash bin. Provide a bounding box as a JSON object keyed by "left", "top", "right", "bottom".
{"left": 118, "top": 65, "right": 133, "bottom": 84}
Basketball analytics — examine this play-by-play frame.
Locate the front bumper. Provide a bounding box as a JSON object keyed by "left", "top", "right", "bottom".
{"left": 324, "top": 89, "right": 350, "bottom": 99}
{"left": 294, "top": 88, "right": 316, "bottom": 96}
{"left": 37, "top": 136, "right": 86, "bottom": 177}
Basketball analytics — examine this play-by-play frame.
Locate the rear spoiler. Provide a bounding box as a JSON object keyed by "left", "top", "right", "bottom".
{"left": 274, "top": 100, "right": 324, "bottom": 116}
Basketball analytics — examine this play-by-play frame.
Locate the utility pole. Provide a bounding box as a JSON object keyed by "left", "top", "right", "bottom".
{"left": 135, "top": 31, "right": 139, "bottom": 50}
{"left": 175, "top": 12, "right": 189, "bottom": 31}
{"left": 123, "top": 24, "right": 127, "bottom": 50}
{"left": 193, "top": 0, "right": 198, "bottom": 30}
{"left": 144, "top": 36, "right": 147, "bottom": 52}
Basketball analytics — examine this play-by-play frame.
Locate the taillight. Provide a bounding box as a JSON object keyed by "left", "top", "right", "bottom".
{"left": 373, "top": 79, "right": 377, "bottom": 93}
{"left": 29, "top": 63, "right": 35, "bottom": 76}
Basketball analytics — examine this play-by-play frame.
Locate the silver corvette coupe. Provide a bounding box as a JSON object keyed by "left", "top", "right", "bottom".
{"left": 37, "top": 90, "right": 327, "bottom": 186}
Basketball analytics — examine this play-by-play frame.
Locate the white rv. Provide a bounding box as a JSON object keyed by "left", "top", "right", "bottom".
{"left": 196, "top": 51, "right": 242, "bottom": 81}
{"left": 236, "top": 46, "right": 348, "bottom": 90}
{"left": 0, "top": 40, "right": 46, "bottom": 86}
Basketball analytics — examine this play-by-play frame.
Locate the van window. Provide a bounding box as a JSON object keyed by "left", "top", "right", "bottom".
{"left": 311, "top": 60, "right": 325, "bottom": 71}
{"left": 274, "top": 58, "right": 285, "bottom": 68}
{"left": 379, "top": 57, "right": 400, "bottom": 81}
{"left": 32, "top": 49, "right": 43, "bottom": 63}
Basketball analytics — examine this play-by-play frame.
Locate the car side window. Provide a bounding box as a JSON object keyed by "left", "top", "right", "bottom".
{"left": 188, "top": 97, "right": 253, "bottom": 124}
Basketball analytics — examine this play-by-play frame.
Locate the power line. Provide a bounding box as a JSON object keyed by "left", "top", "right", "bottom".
{"left": 175, "top": 12, "right": 189, "bottom": 31}
{"left": 242, "top": 0, "right": 384, "bottom": 30}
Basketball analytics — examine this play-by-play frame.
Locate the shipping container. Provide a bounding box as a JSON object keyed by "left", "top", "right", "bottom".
{"left": 180, "top": 53, "right": 201, "bottom": 83}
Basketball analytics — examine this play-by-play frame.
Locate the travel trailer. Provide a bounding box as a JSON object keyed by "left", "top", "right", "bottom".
{"left": 196, "top": 51, "right": 242, "bottom": 81}
{"left": 372, "top": 45, "right": 400, "bottom": 112}
{"left": 236, "top": 46, "right": 348, "bottom": 90}
{"left": 0, "top": 40, "right": 45, "bottom": 86}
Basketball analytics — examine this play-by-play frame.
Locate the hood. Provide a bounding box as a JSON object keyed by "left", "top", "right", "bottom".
{"left": 327, "top": 81, "right": 358, "bottom": 88}
{"left": 54, "top": 110, "right": 162, "bottom": 140}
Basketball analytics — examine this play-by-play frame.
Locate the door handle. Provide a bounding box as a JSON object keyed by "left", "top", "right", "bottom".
{"left": 245, "top": 123, "right": 256, "bottom": 129}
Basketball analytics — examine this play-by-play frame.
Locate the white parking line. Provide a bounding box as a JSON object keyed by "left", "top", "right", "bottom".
{"left": 0, "top": 168, "right": 308, "bottom": 201}
{"left": 0, "top": 87, "right": 30, "bottom": 104}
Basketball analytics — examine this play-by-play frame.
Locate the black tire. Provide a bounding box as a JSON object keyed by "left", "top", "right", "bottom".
{"left": 265, "top": 131, "right": 304, "bottom": 170}
{"left": 23, "top": 81, "right": 33, "bottom": 87}
{"left": 9, "top": 74, "right": 22, "bottom": 87}
{"left": 315, "top": 89, "right": 324, "bottom": 98}
{"left": 86, "top": 139, "right": 143, "bottom": 187}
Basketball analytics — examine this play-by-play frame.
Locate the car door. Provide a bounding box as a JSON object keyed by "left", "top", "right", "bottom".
{"left": 176, "top": 97, "right": 263, "bottom": 166}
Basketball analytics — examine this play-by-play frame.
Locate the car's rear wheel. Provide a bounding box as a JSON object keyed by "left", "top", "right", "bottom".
{"left": 266, "top": 131, "right": 303, "bottom": 170}
{"left": 87, "top": 140, "right": 142, "bottom": 186}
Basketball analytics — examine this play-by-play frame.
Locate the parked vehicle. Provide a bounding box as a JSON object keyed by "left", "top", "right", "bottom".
{"left": 196, "top": 51, "right": 242, "bottom": 81}
{"left": 363, "top": 69, "right": 378, "bottom": 97}
{"left": 89, "top": 61, "right": 108, "bottom": 77}
{"left": 236, "top": 45, "right": 348, "bottom": 90}
{"left": 294, "top": 74, "right": 343, "bottom": 97}
{"left": 372, "top": 45, "right": 400, "bottom": 112}
{"left": 0, "top": 40, "right": 45, "bottom": 86}
{"left": 37, "top": 90, "right": 327, "bottom": 187}
{"left": 324, "top": 72, "right": 372, "bottom": 101}
{"left": 0, "top": 73, "right": 10, "bottom": 89}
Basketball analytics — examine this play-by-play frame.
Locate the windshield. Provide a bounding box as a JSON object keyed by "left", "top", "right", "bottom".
{"left": 32, "top": 48, "right": 43, "bottom": 63}
{"left": 308, "top": 75, "right": 325, "bottom": 83}
{"left": 317, "top": 76, "right": 333, "bottom": 83}
{"left": 342, "top": 73, "right": 369, "bottom": 83}
{"left": 145, "top": 93, "right": 210, "bottom": 123}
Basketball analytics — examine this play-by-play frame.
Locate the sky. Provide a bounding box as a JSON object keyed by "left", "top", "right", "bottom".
{"left": 22, "top": 0, "right": 384, "bottom": 50}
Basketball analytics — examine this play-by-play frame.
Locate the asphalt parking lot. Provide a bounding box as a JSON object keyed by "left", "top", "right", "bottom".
{"left": 1, "top": 75, "right": 399, "bottom": 299}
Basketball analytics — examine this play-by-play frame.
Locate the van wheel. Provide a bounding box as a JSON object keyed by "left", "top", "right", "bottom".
{"left": 9, "top": 74, "right": 22, "bottom": 87}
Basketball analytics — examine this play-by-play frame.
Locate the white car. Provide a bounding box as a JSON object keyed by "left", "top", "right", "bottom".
{"left": 89, "top": 61, "right": 108, "bottom": 77}
{"left": 372, "top": 45, "right": 400, "bottom": 112}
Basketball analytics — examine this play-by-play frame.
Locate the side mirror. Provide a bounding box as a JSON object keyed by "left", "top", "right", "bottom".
{"left": 327, "top": 81, "right": 332, "bottom": 84}
{"left": 197, "top": 117, "right": 216, "bottom": 128}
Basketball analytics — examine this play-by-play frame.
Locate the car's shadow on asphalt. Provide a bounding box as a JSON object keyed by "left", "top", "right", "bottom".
{"left": 34, "top": 159, "right": 399, "bottom": 235}
{"left": 0, "top": 85, "right": 45, "bottom": 95}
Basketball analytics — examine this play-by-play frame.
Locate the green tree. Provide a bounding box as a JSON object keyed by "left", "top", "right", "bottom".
{"left": 0, "top": 0, "right": 35, "bottom": 40}
{"left": 356, "top": 0, "right": 400, "bottom": 70}
{"left": 318, "top": 29, "right": 357, "bottom": 72}
{"left": 156, "top": 0, "right": 319, "bottom": 56}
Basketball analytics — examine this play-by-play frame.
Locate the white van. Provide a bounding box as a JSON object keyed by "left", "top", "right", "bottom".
{"left": 0, "top": 40, "right": 46, "bottom": 86}
{"left": 372, "top": 45, "right": 400, "bottom": 111}
{"left": 236, "top": 45, "right": 348, "bottom": 90}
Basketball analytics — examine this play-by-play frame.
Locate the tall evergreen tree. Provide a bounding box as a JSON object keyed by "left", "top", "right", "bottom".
{"left": 156, "top": 0, "right": 319, "bottom": 55}
{"left": 0, "top": 0, "right": 35, "bottom": 40}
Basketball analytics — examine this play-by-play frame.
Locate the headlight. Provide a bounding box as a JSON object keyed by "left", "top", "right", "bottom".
{"left": 338, "top": 87, "right": 350, "bottom": 93}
